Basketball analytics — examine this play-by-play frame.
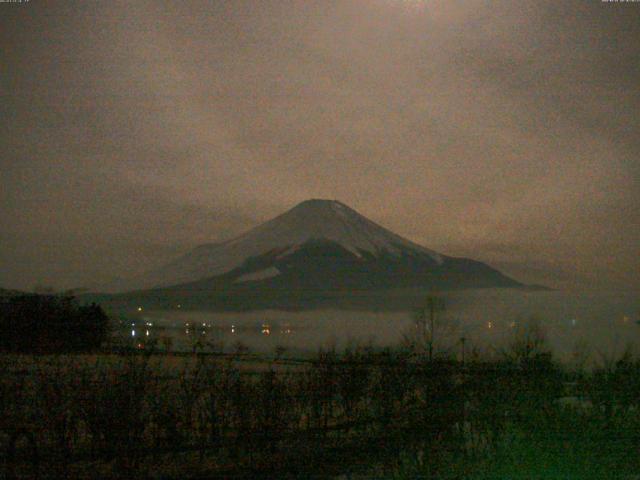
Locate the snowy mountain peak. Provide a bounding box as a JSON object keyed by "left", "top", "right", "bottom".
{"left": 241, "top": 199, "right": 443, "bottom": 261}
{"left": 126, "top": 199, "right": 445, "bottom": 290}
{"left": 281, "top": 199, "right": 357, "bottom": 220}
{"left": 293, "top": 198, "right": 344, "bottom": 208}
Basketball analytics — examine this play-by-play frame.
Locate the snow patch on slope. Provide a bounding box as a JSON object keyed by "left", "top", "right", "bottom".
{"left": 235, "top": 267, "right": 281, "bottom": 283}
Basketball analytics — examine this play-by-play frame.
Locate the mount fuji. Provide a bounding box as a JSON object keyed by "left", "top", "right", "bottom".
{"left": 96, "top": 199, "right": 524, "bottom": 310}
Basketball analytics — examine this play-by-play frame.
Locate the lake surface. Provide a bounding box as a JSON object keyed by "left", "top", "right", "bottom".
{"left": 121, "top": 288, "right": 639, "bottom": 365}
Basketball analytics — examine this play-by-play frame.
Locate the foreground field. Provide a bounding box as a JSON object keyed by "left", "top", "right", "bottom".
{"left": 2, "top": 334, "right": 640, "bottom": 479}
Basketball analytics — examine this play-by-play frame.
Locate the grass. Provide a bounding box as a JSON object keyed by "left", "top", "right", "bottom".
{"left": 2, "top": 337, "right": 640, "bottom": 479}
{"left": 401, "top": 412, "right": 640, "bottom": 479}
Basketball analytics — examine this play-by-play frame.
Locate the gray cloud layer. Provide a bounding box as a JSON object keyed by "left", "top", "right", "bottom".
{"left": 1, "top": 0, "right": 638, "bottom": 291}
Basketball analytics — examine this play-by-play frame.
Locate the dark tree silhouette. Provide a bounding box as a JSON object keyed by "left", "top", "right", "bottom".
{"left": 0, "top": 294, "right": 110, "bottom": 353}
{"left": 411, "top": 294, "right": 448, "bottom": 361}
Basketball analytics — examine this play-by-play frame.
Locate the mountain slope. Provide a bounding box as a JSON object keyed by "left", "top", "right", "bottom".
{"left": 122, "top": 199, "right": 446, "bottom": 291}
{"left": 94, "top": 199, "right": 525, "bottom": 310}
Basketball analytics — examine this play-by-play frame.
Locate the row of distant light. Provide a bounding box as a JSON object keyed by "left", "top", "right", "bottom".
{"left": 419, "top": 316, "right": 633, "bottom": 332}
{"left": 136, "top": 304, "right": 292, "bottom": 337}
{"left": 134, "top": 320, "right": 291, "bottom": 337}
{"left": 131, "top": 317, "right": 152, "bottom": 337}
{"left": 261, "top": 324, "right": 293, "bottom": 335}
{"left": 484, "top": 316, "right": 634, "bottom": 330}
{"left": 134, "top": 307, "right": 632, "bottom": 335}
{"left": 183, "top": 323, "right": 292, "bottom": 336}
{"left": 137, "top": 306, "right": 632, "bottom": 323}
{"left": 185, "top": 321, "right": 212, "bottom": 335}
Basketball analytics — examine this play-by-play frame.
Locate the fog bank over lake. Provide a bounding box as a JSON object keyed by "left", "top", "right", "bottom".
{"left": 136, "top": 289, "right": 639, "bottom": 363}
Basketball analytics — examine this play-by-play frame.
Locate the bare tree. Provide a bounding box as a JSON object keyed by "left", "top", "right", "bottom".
{"left": 407, "top": 294, "right": 456, "bottom": 361}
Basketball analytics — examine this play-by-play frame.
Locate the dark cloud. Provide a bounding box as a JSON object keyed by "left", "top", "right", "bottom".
{"left": 1, "top": 0, "right": 638, "bottom": 291}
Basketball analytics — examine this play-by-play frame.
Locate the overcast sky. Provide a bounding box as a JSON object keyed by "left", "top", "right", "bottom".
{"left": 1, "top": 0, "right": 639, "bottom": 292}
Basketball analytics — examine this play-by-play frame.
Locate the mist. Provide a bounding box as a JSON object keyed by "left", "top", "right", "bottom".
{"left": 134, "top": 288, "right": 639, "bottom": 364}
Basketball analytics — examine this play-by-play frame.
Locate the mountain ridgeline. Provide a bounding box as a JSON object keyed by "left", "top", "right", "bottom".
{"left": 95, "top": 199, "right": 526, "bottom": 311}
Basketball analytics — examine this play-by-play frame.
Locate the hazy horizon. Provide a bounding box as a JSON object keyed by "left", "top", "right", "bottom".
{"left": 122, "top": 288, "right": 640, "bottom": 364}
